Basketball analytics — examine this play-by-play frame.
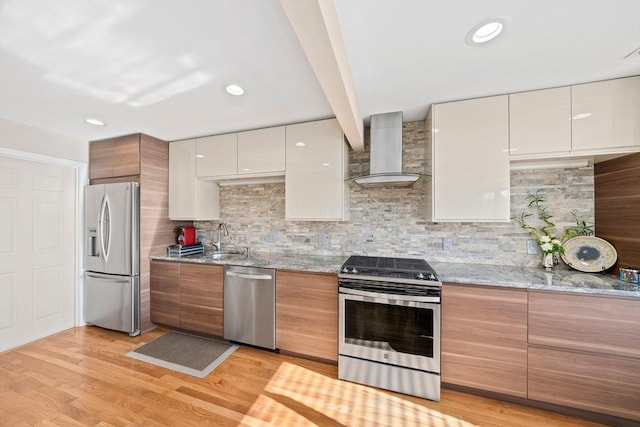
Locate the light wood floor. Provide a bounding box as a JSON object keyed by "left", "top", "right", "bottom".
{"left": 0, "top": 327, "right": 606, "bottom": 427}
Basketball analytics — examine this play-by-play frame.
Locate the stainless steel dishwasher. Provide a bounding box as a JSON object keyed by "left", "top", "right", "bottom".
{"left": 223, "top": 265, "right": 276, "bottom": 350}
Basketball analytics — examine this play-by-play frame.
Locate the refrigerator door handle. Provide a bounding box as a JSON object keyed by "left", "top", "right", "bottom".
{"left": 99, "top": 195, "right": 112, "bottom": 263}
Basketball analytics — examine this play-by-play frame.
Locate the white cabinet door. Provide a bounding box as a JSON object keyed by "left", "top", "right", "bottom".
{"left": 285, "top": 119, "right": 350, "bottom": 221}
{"left": 196, "top": 133, "right": 237, "bottom": 178}
{"left": 169, "top": 139, "right": 219, "bottom": 220}
{"left": 571, "top": 76, "right": 640, "bottom": 154}
{"left": 509, "top": 86, "right": 571, "bottom": 159}
{"left": 237, "top": 126, "right": 285, "bottom": 175}
{"left": 430, "top": 95, "right": 510, "bottom": 222}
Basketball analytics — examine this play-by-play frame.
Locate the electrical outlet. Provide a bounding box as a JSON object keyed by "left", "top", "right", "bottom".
{"left": 442, "top": 238, "right": 453, "bottom": 251}
{"left": 526, "top": 239, "right": 539, "bottom": 255}
{"left": 318, "top": 232, "right": 328, "bottom": 245}
{"left": 267, "top": 232, "right": 277, "bottom": 244}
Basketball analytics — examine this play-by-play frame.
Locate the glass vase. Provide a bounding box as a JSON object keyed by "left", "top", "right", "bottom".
{"left": 542, "top": 253, "right": 555, "bottom": 269}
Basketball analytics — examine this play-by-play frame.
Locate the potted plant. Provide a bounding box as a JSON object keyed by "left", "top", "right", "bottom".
{"left": 518, "top": 190, "right": 593, "bottom": 269}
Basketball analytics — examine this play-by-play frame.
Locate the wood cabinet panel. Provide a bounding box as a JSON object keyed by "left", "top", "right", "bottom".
{"left": 528, "top": 346, "right": 640, "bottom": 421}
{"left": 595, "top": 152, "right": 640, "bottom": 273}
{"left": 442, "top": 283, "right": 528, "bottom": 397}
{"left": 89, "top": 134, "right": 140, "bottom": 181}
{"left": 150, "top": 261, "right": 180, "bottom": 328}
{"left": 89, "top": 140, "right": 113, "bottom": 180}
{"left": 528, "top": 291, "right": 640, "bottom": 359}
{"left": 180, "top": 263, "right": 223, "bottom": 336}
{"left": 276, "top": 271, "right": 338, "bottom": 362}
{"left": 113, "top": 134, "right": 141, "bottom": 177}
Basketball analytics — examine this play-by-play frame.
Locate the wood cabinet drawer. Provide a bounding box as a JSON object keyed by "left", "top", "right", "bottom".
{"left": 528, "top": 346, "right": 640, "bottom": 420}
{"left": 528, "top": 291, "right": 640, "bottom": 358}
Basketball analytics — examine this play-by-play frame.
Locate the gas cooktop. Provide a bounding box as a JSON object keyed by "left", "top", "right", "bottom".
{"left": 339, "top": 255, "right": 440, "bottom": 283}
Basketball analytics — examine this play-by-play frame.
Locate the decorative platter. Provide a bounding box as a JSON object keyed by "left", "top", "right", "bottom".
{"left": 561, "top": 236, "right": 617, "bottom": 273}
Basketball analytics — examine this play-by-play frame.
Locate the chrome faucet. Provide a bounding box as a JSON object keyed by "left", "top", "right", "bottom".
{"left": 214, "top": 223, "right": 229, "bottom": 251}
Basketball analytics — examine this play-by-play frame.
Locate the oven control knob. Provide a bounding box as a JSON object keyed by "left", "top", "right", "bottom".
{"left": 427, "top": 273, "right": 437, "bottom": 281}
{"left": 342, "top": 267, "right": 350, "bottom": 273}
{"left": 416, "top": 273, "right": 426, "bottom": 280}
{"left": 351, "top": 268, "right": 359, "bottom": 274}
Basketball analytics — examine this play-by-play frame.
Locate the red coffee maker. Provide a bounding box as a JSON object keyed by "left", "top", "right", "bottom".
{"left": 177, "top": 226, "right": 197, "bottom": 246}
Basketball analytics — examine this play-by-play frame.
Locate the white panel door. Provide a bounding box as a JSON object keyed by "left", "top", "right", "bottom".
{"left": 0, "top": 156, "right": 76, "bottom": 352}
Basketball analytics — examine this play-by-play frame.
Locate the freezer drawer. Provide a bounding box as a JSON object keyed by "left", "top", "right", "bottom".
{"left": 85, "top": 272, "right": 140, "bottom": 336}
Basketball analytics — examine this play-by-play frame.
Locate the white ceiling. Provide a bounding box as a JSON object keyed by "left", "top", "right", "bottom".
{"left": 1, "top": 0, "right": 639, "bottom": 145}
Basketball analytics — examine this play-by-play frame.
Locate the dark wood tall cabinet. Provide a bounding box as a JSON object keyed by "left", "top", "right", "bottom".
{"left": 89, "top": 133, "right": 178, "bottom": 332}
{"left": 594, "top": 152, "right": 640, "bottom": 273}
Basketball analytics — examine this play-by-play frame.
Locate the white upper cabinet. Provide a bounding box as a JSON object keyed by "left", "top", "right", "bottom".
{"left": 195, "top": 127, "right": 286, "bottom": 180}
{"left": 237, "top": 126, "right": 285, "bottom": 175}
{"left": 196, "top": 133, "right": 237, "bottom": 178}
{"left": 571, "top": 76, "right": 640, "bottom": 154}
{"left": 428, "top": 95, "right": 510, "bottom": 222}
{"left": 285, "top": 118, "right": 350, "bottom": 221}
{"left": 509, "top": 86, "right": 571, "bottom": 159}
{"left": 169, "top": 139, "right": 219, "bottom": 221}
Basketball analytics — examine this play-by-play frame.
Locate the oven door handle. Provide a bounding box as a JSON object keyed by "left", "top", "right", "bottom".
{"left": 339, "top": 287, "right": 441, "bottom": 305}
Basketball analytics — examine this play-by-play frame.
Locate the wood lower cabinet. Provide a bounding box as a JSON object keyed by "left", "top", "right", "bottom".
{"left": 528, "top": 291, "right": 640, "bottom": 420}
{"left": 179, "top": 263, "right": 224, "bottom": 336}
{"left": 276, "top": 270, "right": 338, "bottom": 362}
{"left": 150, "top": 260, "right": 180, "bottom": 328}
{"left": 441, "top": 283, "right": 528, "bottom": 397}
{"left": 150, "top": 261, "right": 224, "bottom": 337}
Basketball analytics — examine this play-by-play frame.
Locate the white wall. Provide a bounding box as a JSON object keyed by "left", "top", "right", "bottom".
{"left": 0, "top": 118, "right": 88, "bottom": 162}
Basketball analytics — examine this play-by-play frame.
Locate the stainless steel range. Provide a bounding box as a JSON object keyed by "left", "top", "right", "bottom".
{"left": 338, "top": 255, "right": 441, "bottom": 401}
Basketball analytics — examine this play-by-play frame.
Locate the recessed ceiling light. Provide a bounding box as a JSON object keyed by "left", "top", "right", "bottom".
{"left": 466, "top": 18, "right": 509, "bottom": 45}
{"left": 295, "top": 142, "right": 306, "bottom": 147}
{"left": 86, "top": 118, "right": 105, "bottom": 126}
{"left": 225, "top": 84, "right": 244, "bottom": 96}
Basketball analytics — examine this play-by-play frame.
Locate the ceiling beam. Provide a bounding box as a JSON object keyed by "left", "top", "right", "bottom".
{"left": 280, "top": 0, "right": 364, "bottom": 152}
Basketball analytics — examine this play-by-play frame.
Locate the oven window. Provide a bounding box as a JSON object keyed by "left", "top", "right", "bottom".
{"left": 344, "top": 299, "right": 434, "bottom": 358}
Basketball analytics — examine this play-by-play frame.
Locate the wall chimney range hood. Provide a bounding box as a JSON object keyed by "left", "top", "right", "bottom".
{"left": 349, "top": 111, "right": 424, "bottom": 187}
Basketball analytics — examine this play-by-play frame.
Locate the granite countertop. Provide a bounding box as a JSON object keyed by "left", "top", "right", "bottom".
{"left": 149, "top": 252, "right": 639, "bottom": 298}
{"left": 431, "top": 261, "right": 640, "bottom": 298}
{"left": 150, "top": 251, "right": 347, "bottom": 274}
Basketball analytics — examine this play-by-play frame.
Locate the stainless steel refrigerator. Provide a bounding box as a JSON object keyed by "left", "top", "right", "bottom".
{"left": 84, "top": 182, "right": 140, "bottom": 336}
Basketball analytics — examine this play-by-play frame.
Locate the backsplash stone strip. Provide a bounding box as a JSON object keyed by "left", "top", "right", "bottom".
{"left": 196, "top": 121, "right": 594, "bottom": 267}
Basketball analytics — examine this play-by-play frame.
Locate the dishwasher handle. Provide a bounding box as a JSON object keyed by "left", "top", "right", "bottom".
{"left": 225, "top": 271, "right": 273, "bottom": 281}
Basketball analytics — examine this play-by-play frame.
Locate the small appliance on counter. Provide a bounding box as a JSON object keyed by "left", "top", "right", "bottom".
{"left": 177, "top": 226, "right": 197, "bottom": 246}
{"left": 167, "top": 242, "right": 204, "bottom": 256}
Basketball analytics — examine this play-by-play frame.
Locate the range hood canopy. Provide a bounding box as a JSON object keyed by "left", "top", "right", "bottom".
{"left": 349, "top": 111, "right": 425, "bottom": 187}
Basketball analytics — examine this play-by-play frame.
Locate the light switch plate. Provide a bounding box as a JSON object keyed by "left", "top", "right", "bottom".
{"left": 526, "top": 239, "right": 539, "bottom": 255}
{"left": 442, "top": 238, "right": 453, "bottom": 251}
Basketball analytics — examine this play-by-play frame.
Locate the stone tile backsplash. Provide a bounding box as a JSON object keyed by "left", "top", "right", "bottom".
{"left": 195, "top": 121, "right": 594, "bottom": 267}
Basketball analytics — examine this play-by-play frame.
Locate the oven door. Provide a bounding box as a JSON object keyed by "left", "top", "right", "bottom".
{"left": 339, "top": 292, "right": 440, "bottom": 374}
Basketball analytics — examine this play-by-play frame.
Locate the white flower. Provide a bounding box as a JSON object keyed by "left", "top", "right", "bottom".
{"left": 539, "top": 235, "right": 551, "bottom": 243}
{"left": 551, "top": 239, "right": 561, "bottom": 246}
{"left": 540, "top": 242, "right": 553, "bottom": 253}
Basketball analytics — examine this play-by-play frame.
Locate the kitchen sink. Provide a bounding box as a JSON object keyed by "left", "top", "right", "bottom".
{"left": 209, "top": 248, "right": 248, "bottom": 260}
